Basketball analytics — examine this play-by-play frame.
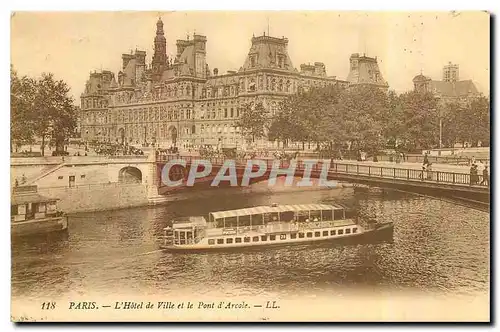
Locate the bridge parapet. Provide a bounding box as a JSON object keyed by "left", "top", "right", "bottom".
{"left": 155, "top": 155, "right": 490, "bottom": 191}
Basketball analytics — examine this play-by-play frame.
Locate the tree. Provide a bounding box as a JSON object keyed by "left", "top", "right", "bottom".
{"left": 235, "top": 101, "right": 268, "bottom": 143}
{"left": 10, "top": 68, "right": 78, "bottom": 156}
{"left": 32, "top": 73, "right": 77, "bottom": 155}
{"left": 269, "top": 85, "right": 342, "bottom": 149}
{"left": 398, "top": 91, "right": 439, "bottom": 151}
{"left": 382, "top": 90, "right": 405, "bottom": 150}
{"left": 10, "top": 66, "right": 37, "bottom": 152}
{"left": 337, "top": 85, "right": 389, "bottom": 155}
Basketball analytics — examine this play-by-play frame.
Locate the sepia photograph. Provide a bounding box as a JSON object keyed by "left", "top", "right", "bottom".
{"left": 9, "top": 10, "right": 490, "bottom": 322}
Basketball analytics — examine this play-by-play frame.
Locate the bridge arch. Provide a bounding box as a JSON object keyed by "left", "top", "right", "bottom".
{"left": 118, "top": 166, "right": 142, "bottom": 183}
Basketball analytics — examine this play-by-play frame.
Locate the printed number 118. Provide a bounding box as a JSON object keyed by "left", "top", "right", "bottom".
{"left": 41, "top": 302, "right": 56, "bottom": 310}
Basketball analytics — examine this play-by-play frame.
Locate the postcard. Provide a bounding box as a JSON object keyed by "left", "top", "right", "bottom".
{"left": 10, "top": 10, "right": 490, "bottom": 322}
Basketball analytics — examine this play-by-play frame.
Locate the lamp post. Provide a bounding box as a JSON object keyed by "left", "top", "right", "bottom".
{"left": 431, "top": 108, "right": 442, "bottom": 149}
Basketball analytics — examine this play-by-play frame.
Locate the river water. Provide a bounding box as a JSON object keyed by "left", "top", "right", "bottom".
{"left": 11, "top": 182, "right": 489, "bottom": 302}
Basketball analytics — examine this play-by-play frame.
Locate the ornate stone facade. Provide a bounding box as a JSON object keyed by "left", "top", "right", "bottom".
{"left": 80, "top": 18, "right": 350, "bottom": 149}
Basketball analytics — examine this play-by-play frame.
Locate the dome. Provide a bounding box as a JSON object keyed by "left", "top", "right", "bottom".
{"left": 412, "top": 74, "right": 430, "bottom": 82}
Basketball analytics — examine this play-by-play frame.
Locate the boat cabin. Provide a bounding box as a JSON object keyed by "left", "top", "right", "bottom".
{"left": 171, "top": 216, "right": 207, "bottom": 245}
{"left": 11, "top": 185, "right": 61, "bottom": 222}
{"left": 208, "top": 204, "right": 355, "bottom": 230}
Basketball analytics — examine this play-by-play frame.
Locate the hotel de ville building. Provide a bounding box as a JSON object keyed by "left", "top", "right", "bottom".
{"left": 80, "top": 18, "right": 388, "bottom": 149}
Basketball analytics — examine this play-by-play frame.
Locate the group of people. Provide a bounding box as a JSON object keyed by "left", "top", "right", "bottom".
{"left": 469, "top": 157, "right": 489, "bottom": 186}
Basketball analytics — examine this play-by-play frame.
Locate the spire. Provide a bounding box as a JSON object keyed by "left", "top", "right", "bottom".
{"left": 152, "top": 17, "right": 168, "bottom": 81}
{"left": 156, "top": 17, "right": 164, "bottom": 36}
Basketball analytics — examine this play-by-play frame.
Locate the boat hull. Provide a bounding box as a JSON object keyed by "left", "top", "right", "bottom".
{"left": 160, "top": 222, "right": 394, "bottom": 252}
{"left": 11, "top": 215, "right": 68, "bottom": 237}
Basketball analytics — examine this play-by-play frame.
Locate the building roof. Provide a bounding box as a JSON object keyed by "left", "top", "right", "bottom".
{"left": 347, "top": 54, "right": 388, "bottom": 87}
{"left": 210, "top": 203, "right": 344, "bottom": 220}
{"left": 430, "top": 79, "right": 479, "bottom": 98}
{"left": 239, "top": 35, "right": 296, "bottom": 73}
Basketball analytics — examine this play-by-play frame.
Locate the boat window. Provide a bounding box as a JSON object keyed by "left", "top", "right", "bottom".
{"left": 270, "top": 235, "right": 276, "bottom": 241}
{"left": 314, "top": 231, "right": 321, "bottom": 237}
{"left": 338, "top": 229, "right": 344, "bottom": 235}
{"left": 279, "top": 211, "right": 295, "bottom": 222}
{"left": 263, "top": 213, "right": 271, "bottom": 223}
{"left": 297, "top": 211, "right": 309, "bottom": 222}
{"left": 310, "top": 210, "right": 321, "bottom": 221}
{"left": 239, "top": 215, "right": 251, "bottom": 227}
{"left": 291, "top": 233, "right": 297, "bottom": 239}
{"left": 186, "top": 232, "right": 193, "bottom": 239}
{"left": 280, "top": 234, "right": 286, "bottom": 240}
{"left": 244, "top": 237, "right": 251, "bottom": 243}
{"left": 11, "top": 205, "right": 18, "bottom": 215}
{"left": 208, "top": 239, "right": 215, "bottom": 245}
{"left": 261, "top": 235, "right": 267, "bottom": 241}
{"left": 235, "top": 237, "right": 242, "bottom": 243}
{"left": 252, "top": 236, "right": 259, "bottom": 242}
{"left": 251, "top": 214, "right": 264, "bottom": 225}
{"left": 322, "top": 231, "right": 328, "bottom": 236}
{"left": 333, "top": 209, "right": 344, "bottom": 220}
{"left": 306, "top": 232, "right": 313, "bottom": 238}
{"left": 346, "top": 228, "right": 351, "bottom": 234}
{"left": 270, "top": 212, "right": 279, "bottom": 222}
{"left": 217, "top": 239, "right": 224, "bottom": 244}
{"left": 226, "top": 238, "right": 233, "bottom": 244}
{"left": 330, "top": 230, "right": 336, "bottom": 235}
{"left": 321, "top": 210, "right": 333, "bottom": 220}
{"left": 225, "top": 216, "right": 238, "bottom": 228}
{"left": 353, "top": 227, "right": 358, "bottom": 233}
{"left": 215, "top": 218, "right": 224, "bottom": 228}
{"left": 345, "top": 210, "right": 356, "bottom": 219}
{"left": 299, "top": 233, "right": 305, "bottom": 238}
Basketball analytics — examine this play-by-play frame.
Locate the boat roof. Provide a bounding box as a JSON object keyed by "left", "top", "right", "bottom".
{"left": 172, "top": 216, "right": 207, "bottom": 228}
{"left": 11, "top": 193, "right": 59, "bottom": 205}
{"left": 210, "top": 204, "right": 344, "bottom": 220}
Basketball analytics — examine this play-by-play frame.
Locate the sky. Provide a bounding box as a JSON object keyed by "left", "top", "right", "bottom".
{"left": 10, "top": 11, "right": 490, "bottom": 101}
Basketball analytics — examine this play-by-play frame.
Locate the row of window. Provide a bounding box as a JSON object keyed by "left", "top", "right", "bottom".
{"left": 207, "top": 227, "right": 358, "bottom": 245}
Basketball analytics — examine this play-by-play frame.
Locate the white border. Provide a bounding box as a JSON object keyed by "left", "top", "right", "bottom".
{"left": 2, "top": 0, "right": 497, "bottom": 331}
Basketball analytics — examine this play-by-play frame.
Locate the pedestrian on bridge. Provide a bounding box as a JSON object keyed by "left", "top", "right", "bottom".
{"left": 480, "top": 166, "right": 489, "bottom": 187}
{"left": 470, "top": 164, "right": 478, "bottom": 185}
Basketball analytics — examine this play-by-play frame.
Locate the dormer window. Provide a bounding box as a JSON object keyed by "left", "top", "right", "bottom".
{"left": 250, "top": 56, "right": 256, "bottom": 68}
{"left": 278, "top": 55, "right": 284, "bottom": 68}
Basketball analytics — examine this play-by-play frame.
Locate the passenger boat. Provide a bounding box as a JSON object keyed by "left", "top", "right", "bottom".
{"left": 160, "top": 203, "right": 393, "bottom": 251}
{"left": 11, "top": 185, "right": 68, "bottom": 237}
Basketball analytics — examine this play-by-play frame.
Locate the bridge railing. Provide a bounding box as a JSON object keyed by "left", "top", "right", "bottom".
{"left": 331, "top": 162, "right": 488, "bottom": 187}
{"left": 156, "top": 155, "right": 489, "bottom": 188}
